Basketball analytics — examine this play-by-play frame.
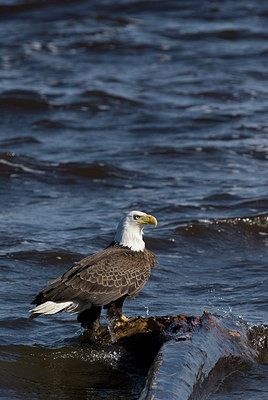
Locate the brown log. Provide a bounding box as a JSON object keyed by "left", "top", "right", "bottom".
{"left": 79, "top": 312, "right": 265, "bottom": 400}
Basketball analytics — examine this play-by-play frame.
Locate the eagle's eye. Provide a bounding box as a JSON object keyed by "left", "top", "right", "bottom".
{"left": 134, "top": 214, "right": 140, "bottom": 220}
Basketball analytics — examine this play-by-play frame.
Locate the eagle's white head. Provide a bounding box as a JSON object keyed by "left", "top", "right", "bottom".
{"left": 114, "top": 210, "right": 157, "bottom": 251}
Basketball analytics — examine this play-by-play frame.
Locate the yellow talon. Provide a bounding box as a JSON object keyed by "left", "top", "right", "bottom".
{"left": 120, "top": 315, "right": 129, "bottom": 322}
{"left": 115, "top": 315, "right": 129, "bottom": 327}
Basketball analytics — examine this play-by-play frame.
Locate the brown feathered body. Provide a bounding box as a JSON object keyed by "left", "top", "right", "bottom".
{"left": 31, "top": 243, "right": 157, "bottom": 328}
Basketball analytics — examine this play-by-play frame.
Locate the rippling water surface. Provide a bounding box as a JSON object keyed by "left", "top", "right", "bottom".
{"left": 0, "top": 0, "right": 267, "bottom": 399}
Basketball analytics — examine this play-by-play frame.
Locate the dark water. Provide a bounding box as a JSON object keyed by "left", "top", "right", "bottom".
{"left": 0, "top": 0, "right": 267, "bottom": 398}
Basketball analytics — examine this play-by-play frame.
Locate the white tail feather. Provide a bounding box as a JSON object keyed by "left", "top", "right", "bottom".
{"left": 29, "top": 300, "right": 92, "bottom": 315}
{"left": 30, "top": 301, "right": 75, "bottom": 315}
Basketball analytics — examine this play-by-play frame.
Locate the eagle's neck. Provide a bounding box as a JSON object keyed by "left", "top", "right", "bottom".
{"left": 114, "top": 219, "right": 145, "bottom": 252}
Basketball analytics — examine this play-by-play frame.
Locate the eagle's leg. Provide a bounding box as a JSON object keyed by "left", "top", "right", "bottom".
{"left": 105, "top": 296, "right": 128, "bottom": 323}
{"left": 77, "top": 305, "right": 101, "bottom": 330}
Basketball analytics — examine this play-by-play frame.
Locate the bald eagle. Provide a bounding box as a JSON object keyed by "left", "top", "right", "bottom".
{"left": 30, "top": 211, "right": 157, "bottom": 330}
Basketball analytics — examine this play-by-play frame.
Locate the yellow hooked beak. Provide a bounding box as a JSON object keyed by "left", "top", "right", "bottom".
{"left": 138, "top": 214, "right": 157, "bottom": 227}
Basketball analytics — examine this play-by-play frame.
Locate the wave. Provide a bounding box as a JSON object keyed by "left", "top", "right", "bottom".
{"left": 0, "top": 342, "right": 121, "bottom": 363}
{"left": 150, "top": 145, "right": 222, "bottom": 157}
{"left": 31, "top": 119, "right": 66, "bottom": 129}
{"left": 0, "top": 343, "right": 127, "bottom": 396}
{"left": 0, "top": 153, "right": 45, "bottom": 177}
{"left": 0, "top": 136, "right": 40, "bottom": 147}
{"left": 0, "top": 152, "right": 142, "bottom": 184}
{"left": 82, "top": 89, "right": 142, "bottom": 106}
{"left": 0, "top": 87, "right": 141, "bottom": 114}
{"left": 0, "top": 90, "right": 50, "bottom": 110}
{"left": 0, "top": 0, "right": 81, "bottom": 16}
{"left": 175, "top": 213, "right": 268, "bottom": 238}
{"left": 0, "top": 317, "right": 36, "bottom": 331}
{"left": 6, "top": 250, "right": 79, "bottom": 265}
{"left": 52, "top": 89, "right": 143, "bottom": 112}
